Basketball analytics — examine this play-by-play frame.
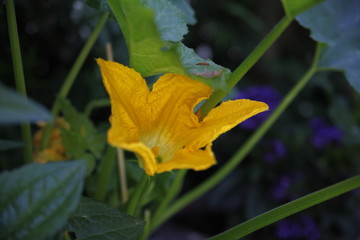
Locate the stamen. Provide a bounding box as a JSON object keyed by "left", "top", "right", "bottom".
{"left": 151, "top": 146, "right": 160, "bottom": 157}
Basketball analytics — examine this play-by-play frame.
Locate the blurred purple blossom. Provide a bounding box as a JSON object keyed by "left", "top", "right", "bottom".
{"left": 276, "top": 216, "right": 320, "bottom": 240}
{"left": 271, "top": 175, "right": 291, "bottom": 201}
{"left": 264, "top": 139, "right": 287, "bottom": 163}
{"left": 235, "top": 85, "right": 282, "bottom": 130}
{"left": 271, "top": 173, "right": 303, "bottom": 201}
{"left": 310, "top": 117, "right": 343, "bottom": 149}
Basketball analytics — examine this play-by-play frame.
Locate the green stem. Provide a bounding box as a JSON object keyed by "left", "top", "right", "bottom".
{"left": 94, "top": 145, "right": 117, "bottom": 201}
{"left": 146, "top": 170, "right": 187, "bottom": 236}
{"left": 151, "top": 43, "right": 324, "bottom": 231}
{"left": 141, "top": 209, "right": 152, "bottom": 240}
{"left": 6, "top": 0, "right": 32, "bottom": 163}
{"left": 197, "top": 15, "right": 293, "bottom": 119}
{"left": 209, "top": 174, "right": 360, "bottom": 240}
{"left": 126, "top": 173, "right": 149, "bottom": 216}
{"left": 40, "top": 12, "right": 110, "bottom": 149}
{"left": 84, "top": 98, "right": 110, "bottom": 117}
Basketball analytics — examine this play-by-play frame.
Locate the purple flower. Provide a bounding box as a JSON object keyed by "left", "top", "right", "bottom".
{"left": 271, "top": 175, "right": 291, "bottom": 201}
{"left": 235, "top": 85, "right": 282, "bottom": 130}
{"left": 310, "top": 117, "right": 343, "bottom": 149}
{"left": 264, "top": 139, "right": 287, "bottom": 163}
{"left": 276, "top": 216, "right": 320, "bottom": 240}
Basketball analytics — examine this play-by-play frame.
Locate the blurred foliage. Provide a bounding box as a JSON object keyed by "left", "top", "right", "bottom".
{"left": 1, "top": 0, "right": 359, "bottom": 239}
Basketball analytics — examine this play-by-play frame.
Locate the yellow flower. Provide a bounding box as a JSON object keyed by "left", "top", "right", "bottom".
{"left": 33, "top": 118, "right": 69, "bottom": 163}
{"left": 97, "top": 58, "right": 269, "bottom": 176}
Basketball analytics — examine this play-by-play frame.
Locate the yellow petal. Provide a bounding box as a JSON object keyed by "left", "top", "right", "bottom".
{"left": 97, "top": 58, "right": 151, "bottom": 144}
{"left": 156, "top": 144, "right": 216, "bottom": 173}
{"left": 187, "top": 99, "right": 269, "bottom": 148}
{"left": 117, "top": 142, "right": 157, "bottom": 176}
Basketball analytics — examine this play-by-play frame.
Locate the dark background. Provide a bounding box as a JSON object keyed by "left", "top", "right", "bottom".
{"left": 1, "top": 0, "right": 359, "bottom": 239}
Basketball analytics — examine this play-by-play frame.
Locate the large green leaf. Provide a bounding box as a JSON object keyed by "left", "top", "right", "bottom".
{"left": 141, "top": 0, "right": 188, "bottom": 42}
{"left": 296, "top": 0, "right": 360, "bottom": 92}
{"left": 176, "top": 43, "right": 231, "bottom": 89}
{"left": 0, "top": 160, "right": 86, "bottom": 240}
{"left": 106, "top": 0, "right": 230, "bottom": 89}
{"left": 281, "top": 0, "right": 325, "bottom": 18}
{"left": 106, "top": 0, "right": 185, "bottom": 77}
{"left": 67, "top": 197, "right": 145, "bottom": 240}
{"left": 0, "top": 83, "right": 51, "bottom": 124}
{"left": 170, "top": 0, "right": 196, "bottom": 24}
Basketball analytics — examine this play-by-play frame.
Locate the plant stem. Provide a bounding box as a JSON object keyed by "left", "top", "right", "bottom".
{"left": 197, "top": 15, "right": 293, "bottom": 119}
{"left": 146, "top": 170, "right": 187, "bottom": 237}
{"left": 141, "top": 209, "right": 151, "bottom": 240}
{"left": 40, "top": 12, "right": 110, "bottom": 149}
{"left": 94, "top": 146, "right": 116, "bottom": 201}
{"left": 84, "top": 98, "right": 110, "bottom": 117}
{"left": 126, "top": 173, "right": 149, "bottom": 216}
{"left": 6, "top": 0, "right": 32, "bottom": 163}
{"left": 151, "top": 43, "right": 324, "bottom": 231}
{"left": 209, "top": 174, "right": 360, "bottom": 240}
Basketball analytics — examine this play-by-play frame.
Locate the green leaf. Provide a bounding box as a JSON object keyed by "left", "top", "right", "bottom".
{"left": 61, "top": 128, "right": 87, "bottom": 157}
{"left": 59, "top": 99, "right": 95, "bottom": 137}
{"left": 142, "top": 0, "right": 187, "bottom": 42}
{"left": 0, "top": 160, "right": 87, "bottom": 240}
{"left": 106, "top": 0, "right": 230, "bottom": 89}
{"left": 67, "top": 197, "right": 145, "bottom": 240}
{"left": 0, "top": 139, "right": 22, "bottom": 151}
{"left": 209, "top": 174, "right": 360, "bottom": 240}
{"left": 86, "top": 134, "right": 106, "bottom": 159}
{"left": 106, "top": 0, "right": 185, "bottom": 77}
{"left": 170, "top": 0, "right": 196, "bottom": 24}
{"left": 58, "top": 99, "right": 105, "bottom": 161}
{"left": 0, "top": 83, "right": 51, "bottom": 124}
{"left": 176, "top": 43, "right": 231, "bottom": 89}
{"left": 281, "top": 0, "right": 325, "bottom": 18}
{"left": 296, "top": 0, "right": 360, "bottom": 92}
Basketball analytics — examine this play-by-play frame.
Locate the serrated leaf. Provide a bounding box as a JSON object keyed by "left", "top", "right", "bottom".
{"left": 106, "top": 0, "right": 230, "bottom": 89}
{"left": 59, "top": 99, "right": 95, "bottom": 137}
{"left": 281, "top": 0, "right": 325, "bottom": 18}
{"left": 106, "top": 0, "right": 186, "bottom": 77}
{"left": 296, "top": 0, "right": 360, "bottom": 92}
{"left": 141, "top": 0, "right": 188, "bottom": 42}
{"left": 176, "top": 43, "right": 231, "bottom": 89}
{"left": 60, "top": 128, "right": 87, "bottom": 157}
{"left": 0, "top": 139, "right": 23, "bottom": 151}
{"left": 0, "top": 83, "right": 51, "bottom": 125}
{"left": 170, "top": 0, "right": 196, "bottom": 25}
{"left": 67, "top": 197, "right": 145, "bottom": 240}
{"left": 0, "top": 161, "right": 86, "bottom": 240}
{"left": 320, "top": 34, "right": 360, "bottom": 92}
{"left": 58, "top": 99, "right": 105, "bottom": 162}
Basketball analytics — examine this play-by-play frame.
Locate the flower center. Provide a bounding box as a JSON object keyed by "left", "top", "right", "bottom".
{"left": 151, "top": 146, "right": 160, "bottom": 157}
